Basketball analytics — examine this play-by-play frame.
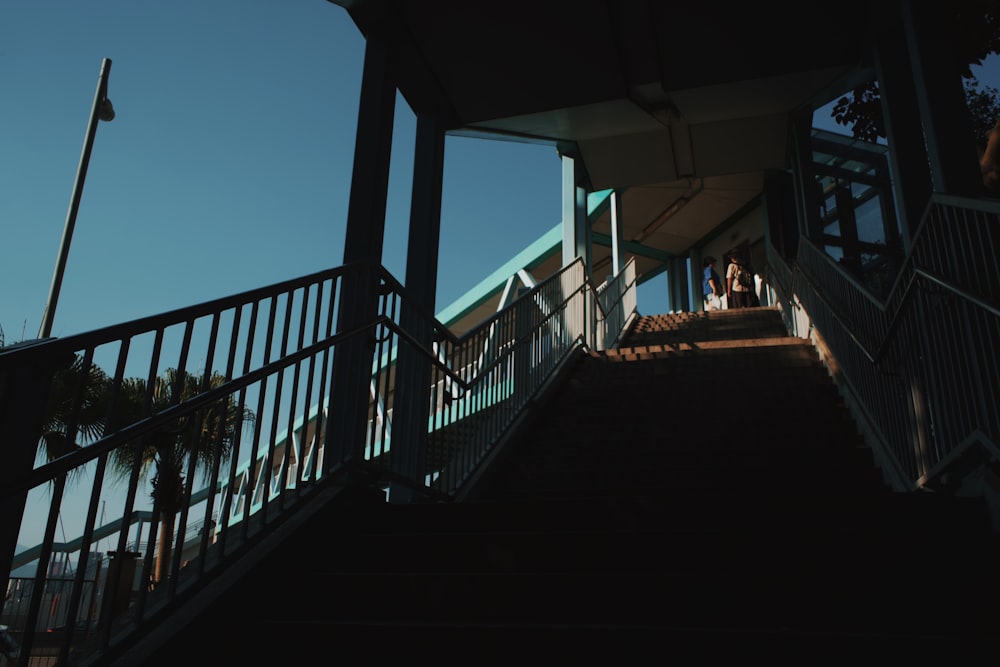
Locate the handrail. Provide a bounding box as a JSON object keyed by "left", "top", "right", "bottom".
{"left": 796, "top": 235, "right": 893, "bottom": 314}
{"left": 0, "top": 264, "right": 363, "bottom": 364}
{"left": 774, "top": 194, "right": 1000, "bottom": 490}
{"left": 912, "top": 265, "right": 1000, "bottom": 319}
{"left": 595, "top": 259, "right": 637, "bottom": 318}
{"left": 591, "top": 258, "right": 638, "bottom": 350}
{"left": 1, "top": 260, "right": 377, "bottom": 665}
{"left": 1, "top": 318, "right": 374, "bottom": 503}
{"left": 0, "top": 252, "right": 635, "bottom": 666}
{"left": 453, "top": 259, "right": 587, "bottom": 347}
{"left": 363, "top": 258, "right": 590, "bottom": 380}
{"left": 786, "top": 252, "right": 878, "bottom": 364}
{"left": 379, "top": 257, "right": 590, "bottom": 383}
{"left": 793, "top": 235, "right": 1000, "bottom": 366}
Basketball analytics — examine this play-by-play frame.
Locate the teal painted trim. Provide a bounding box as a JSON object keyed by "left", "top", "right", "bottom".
{"left": 435, "top": 223, "right": 563, "bottom": 325}
{"left": 436, "top": 188, "right": 612, "bottom": 327}
{"left": 637, "top": 260, "right": 670, "bottom": 284}
{"left": 225, "top": 402, "right": 327, "bottom": 478}
{"left": 223, "top": 190, "right": 624, "bottom": 498}
{"left": 587, "top": 189, "right": 613, "bottom": 224}
{"left": 591, "top": 232, "right": 672, "bottom": 261}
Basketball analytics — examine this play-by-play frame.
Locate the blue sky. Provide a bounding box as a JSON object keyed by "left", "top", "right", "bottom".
{"left": 0, "top": 1, "right": 566, "bottom": 343}
{"left": 6, "top": 1, "right": 1000, "bottom": 552}
{"left": 4, "top": 2, "right": 1000, "bottom": 344}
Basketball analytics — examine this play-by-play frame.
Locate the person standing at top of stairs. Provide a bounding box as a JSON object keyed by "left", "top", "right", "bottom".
{"left": 702, "top": 256, "right": 723, "bottom": 311}
{"left": 726, "top": 252, "right": 756, "bottom": 308}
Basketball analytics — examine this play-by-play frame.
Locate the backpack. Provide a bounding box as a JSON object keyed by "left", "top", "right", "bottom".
{"left": 735, "top": 262, "right": 753, "bottom": 289}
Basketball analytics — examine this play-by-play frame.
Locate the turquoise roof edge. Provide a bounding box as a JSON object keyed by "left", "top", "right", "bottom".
{"left": 226, "top": 190, "right": 617, "bottom": 479}
{"left": 434, "top": 224, "right": 561, "bottom": 325}
{"left": 435, "top": 188, "right": 614, "bottom": 327}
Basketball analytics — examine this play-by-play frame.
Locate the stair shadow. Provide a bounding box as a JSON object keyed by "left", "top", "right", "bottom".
{"left": 127, "top": 307, "right": 1000, "bottom": 664}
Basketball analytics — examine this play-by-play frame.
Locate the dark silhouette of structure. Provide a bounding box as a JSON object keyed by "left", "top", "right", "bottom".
{"left": 3, "top": 2, "right": 1000, "bottom": 663}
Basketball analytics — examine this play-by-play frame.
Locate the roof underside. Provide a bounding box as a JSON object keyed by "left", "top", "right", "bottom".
{"left": 328, "top": 0, "right": 878, "bottom": 324}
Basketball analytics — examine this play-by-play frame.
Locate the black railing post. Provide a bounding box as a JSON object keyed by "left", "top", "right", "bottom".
{"left": 0, "top": 341, "right": 73, "bottom": 588}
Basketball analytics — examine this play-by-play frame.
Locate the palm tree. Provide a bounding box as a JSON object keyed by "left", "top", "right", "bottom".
{"left": 110, "top": 368, "right": 254, "bottom": 585}
{"left": 39, "top": 354, "right": 111, "bottom": 461}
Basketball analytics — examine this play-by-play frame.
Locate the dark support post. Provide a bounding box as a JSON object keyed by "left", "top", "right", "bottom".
{"left": 0, "top": 342, "right": 71, "bottom": 587}
{"left": 328, "top": 31, "right": 396, "bottom": 476}
{"left": 389, "top": 113, "right": 446, "bottom": 503}
{"left": 687, "top": 250, "right": 700, "bottom": 312}
{"left": 669, "top": 257, "right": 689, "bottom": 313}
{"left": 834, "top": 182, "right": 862, "bottom": 274}
{"left": 901, "top": 1, "right": 982, "bottom": 197}
{"left": 610, "top": 189, "right": 624, "bottom": 278}
{"left": 561, "top": 155, "right": 590, "bottom": 277}
{"left": 562, "top": 155, "right": 579, "bottom": 266}
{"left": 789, "top": 107, "right": 822, "bottom": 243}
{"left": 873, "top": 9, "right": 931, "bottom": 250}
{"left": 578, "top": 183, "right": 591, "bottom": 281}
{"left": 763, "top": 170, "right": 799, "bottom": 263}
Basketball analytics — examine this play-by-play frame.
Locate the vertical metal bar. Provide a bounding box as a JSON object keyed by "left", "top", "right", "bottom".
{"left": 204, "top": 304, "right": 243, "bottom": 569}
{"left": 96, "top": 337, "right": 136, "bottom": 645}
{"left": 169, "top": 313, "right": 221, "bottom": 594}
{"left": 133, "top": 327, "right": 166, "bottom": 617}
{"left": 243, "top": 297, "right": 277, "bottom": 540}
{"left": 19, "top": 474, "right": 68, "bottom": 663}
{"left": 222, "top": 300, "right": 257, "bottom": 551}
{"left": 173, "top": 320, "right": 195, "bottom": 391}
{"left": 263, "top": 291, "right": 294, "bottom": 516}
{"left": 386, "top": 286, "right": 400, "bottom": 464}
{"left": 370, "top": 286, "right": 389, "bottom": 463}
{"left": 282, "top": 286, "right": 310, "bottom": 503}
{"left": 60, "top": 347, "right": 107, "bottom": 658}
{"left": 153, "top": 320, "right": 196, "bottom": 594}
{"left": 313, "top": 278, "right": 338, "bottom": 482}
{"left": 294, "top": 280, "right": 323, "bottom": 494}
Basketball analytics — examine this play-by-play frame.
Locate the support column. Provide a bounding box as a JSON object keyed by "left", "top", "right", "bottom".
{"left": 610, "top": 189, "right": 624, "bottom": 278}
{"left": 579, "top": 184, "right": 591, "bottom": 279}
{"left": 686, "top": 250, "right": 701, "bottom": 313}
{"left": 328, "top": 31, "right": 397, "bottom": 475}
{"left": 390, "top": 113, "right": 445, "bottom": 503}
{"left": 664, "top": 271, "right": 674, "bottom": 314}
{"left": 668, "top": 257, "right": 689, "bottom": 313}
{"left": 561, "top": 155, "right": 590, "bottom": 277}
{"left": 789, "top": 107, "right": 822, "bottom": 243}
{"left": 873, "top": 7, "right": 931, "bottom": 249}
{"left": 763, "top": 170, "right": 799, "bottom": 263}
{"left": 902, "top": 1, "right": 982, "bottom": 197}
{"left": 0, "top": 342, "right": 72, "bottom": 590}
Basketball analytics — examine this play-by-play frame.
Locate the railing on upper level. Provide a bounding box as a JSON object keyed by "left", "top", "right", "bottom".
{"left": 764, "top": 194, "right": 1000, "bottom": 493}
{"left": 0, "top": 255, "right": 637, "bottom": 666}
{"left": 593, "top": 259, "right": 638, "bottom": 352}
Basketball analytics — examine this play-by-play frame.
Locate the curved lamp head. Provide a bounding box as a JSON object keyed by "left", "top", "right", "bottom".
{"left": 99, "top": 98, "right": 115, "bottom": 122}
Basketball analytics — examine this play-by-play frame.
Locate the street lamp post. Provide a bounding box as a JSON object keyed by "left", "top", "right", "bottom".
{"left": 38, "top": 57, "right": 115, "bottom": 339}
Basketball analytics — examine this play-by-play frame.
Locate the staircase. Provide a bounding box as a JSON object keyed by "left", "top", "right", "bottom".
{"left": 112, "top": 307, "right": 1000, "bottom": 665}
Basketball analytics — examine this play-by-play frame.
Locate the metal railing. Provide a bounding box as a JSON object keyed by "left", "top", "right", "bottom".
{"left": 765, "top": 194, "right": 1000, "bottom": 490}
{"left": 1, "top": 255, "right": 636, "bottom": 665}
{"left": 592, "top": 259, "right": 638, "bottom": 352}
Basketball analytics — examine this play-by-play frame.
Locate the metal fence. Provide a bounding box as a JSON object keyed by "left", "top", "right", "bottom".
{"left": 0, "top": 256, "right": 636, "bottom": 665}
{"left": 766, "top": 194, "right": 1000, "bottom": 490}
